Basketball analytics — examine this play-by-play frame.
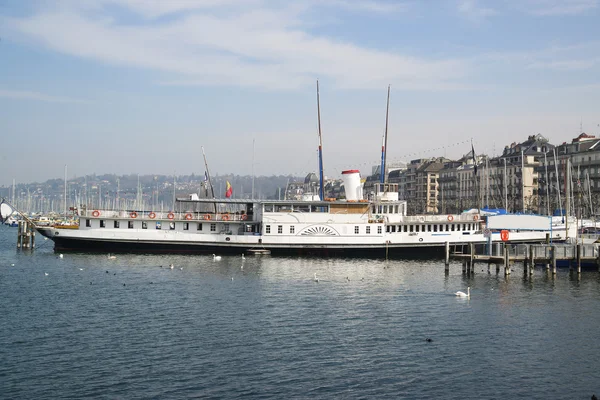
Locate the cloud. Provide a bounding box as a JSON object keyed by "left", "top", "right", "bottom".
{"left": 457, "top": 0, "right": 498, "bottom": 21}
{"left": 526, "top": 59, "right": 599, "bottom": 70}
{"left": 0, "top": 89, "right": 85, "bottom": 103}
{"left": 523, "top": 0, "right": 598, "bottom": 16}
{"left": 4, "top": 2, "right": 469, "bottom": 91}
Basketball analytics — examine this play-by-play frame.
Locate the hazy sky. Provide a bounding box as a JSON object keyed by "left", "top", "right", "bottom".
{"left": 1, "top": 0, "right": 599, "bottom": 186}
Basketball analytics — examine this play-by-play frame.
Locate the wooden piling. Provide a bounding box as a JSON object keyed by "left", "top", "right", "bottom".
{"left": 504, "top": 243, "right": 510, "bottom": 275}
{"left": 577, "top": 244, "right": 581, "bottom": 274}
{"left": 551, "top": 245, "right": 557, "bottom": 275}
{"left": 469, "top": 243, "right": 474, "bottom": 273}
{"left": 17, "top": 220, "right": 22, "bottom": 248}
{"left": 529, "top": 244, "right": 534, "bottom": 275}
{"left": 444, "top": 241, "right": 450, "bottom": 273}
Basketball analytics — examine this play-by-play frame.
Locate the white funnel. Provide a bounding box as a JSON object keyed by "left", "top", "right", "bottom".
{"left": 342, "top": 170, "right": 362, "bottom": 201}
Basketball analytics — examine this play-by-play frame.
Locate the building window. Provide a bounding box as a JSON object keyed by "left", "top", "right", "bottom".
{"left": 266, "top": 225, "right": 271, "bottom": 234}
{"left": 278, "top": 225, "right": 283, "bottom": 234}
{"left": 290, "top": 226, "right": 295, "bottom": 234}
{"left": 85, "top": 219, "right": 91, "bottom": 227}
{"left": 366, "top": 226, "right": 371, "bottom": 234}
{"left": 184, "top": 222, "right": 189, "bottom": 231}
{"left": 197, "top": 223, "right": 203, "bottom": 231}
{"left": 114, "top": 220, "right": 120, "bottom": 228}
{"left": 100, "top": 220, "right": 105, "bottom": 228}
{"left": 355, "top": 226, "right": 359, "bottom": 234}
{"left": 142, "top": 221, "right": 147, "bottom": 229}
{"left": 378, "top": 226, "right": 382, "bottom": 234}
{"left": 128, "top": 221, "right": 134, "bottom": 229}
{"left": 210, "top": 223, "right": 216, "bottom": 232}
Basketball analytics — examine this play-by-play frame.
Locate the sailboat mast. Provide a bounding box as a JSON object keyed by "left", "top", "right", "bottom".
{"left": 201, "top": 146, "right": 218, "bottom": 214}
{"left": 381, "top": 85, "right": 390, "bottom": 184}
{"left": 316, "top": 80, "right": 325, "bottom": 201}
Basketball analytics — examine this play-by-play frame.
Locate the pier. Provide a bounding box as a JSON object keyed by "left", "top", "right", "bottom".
{"left": 16, "top": 220, "right": 36, "bottom": 249}
{"left": 446, "top": 242, "right": 599, "bottom": 275}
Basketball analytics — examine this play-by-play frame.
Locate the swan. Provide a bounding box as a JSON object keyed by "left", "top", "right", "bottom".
{"left": 213, "top": 254, "right": 222, "bottom": 261}
{"left": 59, "top": 254, "right": 64, "bottom": 259}
{"left": 108, "top": 253, "right": 116, "bottom": 260}
{"left": 240, "top": 265, "right": 244, "bottom": 270}
{"left": 44, "top": 272, "right": 49, "bottom": 276}
{"left": 169, "top": 263, "right": 174, "bottom": 269}
{"left": 455, "top": 287, "right": 470, "bottom": 298}
{"left": 79, "top": 268, "right": 83, "bottom": 271}
{"left": 314, "top": 273, "right": 319, "bottom": 283}
{"left": 241, "top": 253, "right": 245, "bottom": 260}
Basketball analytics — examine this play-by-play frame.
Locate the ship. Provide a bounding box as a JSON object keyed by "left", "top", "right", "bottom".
{"left": 30, "top": 170, "right": 571, "bottom": 256}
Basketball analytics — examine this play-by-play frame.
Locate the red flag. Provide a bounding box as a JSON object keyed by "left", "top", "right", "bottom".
{"left": 225, "top": 181, "right": 232, "bottom": 198}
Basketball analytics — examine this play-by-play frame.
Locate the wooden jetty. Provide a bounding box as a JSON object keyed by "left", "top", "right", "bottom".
{"left": 446, "top": 241, "right": 599, "bottom": 276}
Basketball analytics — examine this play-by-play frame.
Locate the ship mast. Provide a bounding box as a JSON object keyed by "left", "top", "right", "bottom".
{"left": 316, "top": 80, "right": 325, "bottom": 201}
{"left": 381, "top": 85, "right": 390, "bottom": 184}
{"left": 201, "top": 146, "right": 218, "bottom": 214}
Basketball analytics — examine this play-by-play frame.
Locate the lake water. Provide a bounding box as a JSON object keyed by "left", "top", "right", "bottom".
{"left": 1, "top": 227, "right": 599, "bottom": 399}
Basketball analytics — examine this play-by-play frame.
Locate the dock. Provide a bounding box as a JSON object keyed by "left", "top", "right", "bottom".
{"left": 446, "top": 241, "right": 599, "bottom": 275}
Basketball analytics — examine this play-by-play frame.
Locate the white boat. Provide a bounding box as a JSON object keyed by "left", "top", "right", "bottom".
{"left": 34, "top": 173, "right": 572, "bottom": 256}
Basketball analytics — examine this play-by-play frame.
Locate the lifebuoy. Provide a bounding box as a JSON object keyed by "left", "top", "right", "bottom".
{"left": 204, "top": 214, "right": 211, "bottom": 220}
{"left": 185, "top": 213, "right": 193, "bottom": 220}
{"left": 473, "top": 214, "right": 479, "bottom": 221}
{"left": 167, "top": 212, "right": 175, "bottom": 220}
{"left": 130, "top": 212, "right": 137, "bottom": 219}
{"left": 500, "top": 230, "right": 509, "bottom": 242}
{"left": 149, "top": 212, "right": 156, "bottom": 219}
{"left": 241, "top": 214, "right": 247, "bottom": 220}
{"left": 447, "top": 215, "right": 454, "bottom": 222}
{"left": 92, "top": 210, "right": 100, "bottom": 217}
{"left": 222, "top": 214, "right": 230, "bottom": 221}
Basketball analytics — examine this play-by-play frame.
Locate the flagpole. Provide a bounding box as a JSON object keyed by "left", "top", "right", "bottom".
{"left": 201, "top": 146, "right": 218, "bottom": 214}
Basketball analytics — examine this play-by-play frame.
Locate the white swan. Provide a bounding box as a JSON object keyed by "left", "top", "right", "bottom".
{"left": 240, "top": 265, "right": 244, "bottom": 270}
{"left": 44, "top": 272, "right": 49, "bottom": 276}
{"left": 314, "top": 273, "right": 319, "bottom": 283}
{"left": 107, "top": 253, "right": 116, "bottom": 260}
{"left": 169, "top": 263, "right": 174, "bottom": 269}
{"left": 213, "top": 254, "right": 222, "bottom": 261}
{"left": 59, "top": 254, "right": 64, "bottom": 259}
{"left": 455, "top": 287, "right": 470, "bottom": 298}
{"left": 241, "top": 253, "right": 245, "bottom": 260}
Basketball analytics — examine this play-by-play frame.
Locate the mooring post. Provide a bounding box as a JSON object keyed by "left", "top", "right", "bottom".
{"left": 545, "top": 233, "right": 550, "bottom": 270}
{"left": 445, "top": 241, "right": 450, "bottom": 273}
{"left": 577, "top": 243, "right": 581, "bottom": 274}
{"left": 469, "top": 243, "right": 474, "bottom": 273}
{"left": 523, "top": 244, "right": 529, "bottom": 275}
{"left": 529, "top": 245, "right": 535, "bottom": 275}
{"left": 17, "top": 220, "right": 22, "bottom": 248}
{"left": 504, "top": 243, "right": 510, "bottom": 275}
{"left": 551, "top": 245, "right": 557, "bottom": 275}
{"left": 30, "top": 227, "right": 35, "bottom": 249}
{"left": 462, "top": 260, "right": 466, "bottom": 274}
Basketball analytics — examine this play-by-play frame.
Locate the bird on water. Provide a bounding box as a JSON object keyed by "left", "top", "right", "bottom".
{"left": 213, "top": 254, "right": 222, "bottom": 261}
{"left": 314, "top": 273, "right": 319, "bottom": 283}
{"left": 455, "top": 287, "right": 470, "bottom": 298}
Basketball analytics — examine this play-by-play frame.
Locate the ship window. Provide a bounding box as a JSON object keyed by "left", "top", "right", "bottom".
{"left": 416, "top": 225, "right": 420, "bottom": 232}
{"left": 275, "top": 205, "right": 292, "bottom": 212}
{"left": 169, "top": 222, "right": 175, "bottom": 230}
{"left": 451, "top": 224, "right": 455, "bottom": 231}
{"left": 445, "top": 224, "right": 449, "bottom": 231}
{"left": 278, "top": 225, "right": 283, "bottom": 234}
{"left": 156, "top": 221, "right": 161, "bottom": 229}
{"left": 290, "top": 226, "right": 295, "bottom": 234}
{"left": 403, "top": 225, "right": 407, "bottom": 233}
{"left": 128, "top": 221, "right": 134, "bottom": 229}
{"left": 434, "top": 225, "right": 438, "bottom": 232}
{"left": 266, "top": 225, "right": 271, "bottom": 234}
{"left": 100, "top": 220, "right": 105, "bottom": 228}
{"left": 264, "top": 204, "right": 273, "bottom": 212}
{"left": 377, "top": 226, "right": 382, "bottom": 234}
{"left": 85, "top": 219, "right": 90, "bottom": 227}
{"left": 197, "top": 223, "right": 203, "bottom": 231}
{"left": 428, "top": 224, "right": 432, "bottom": 232}
{"left": 409, "top": 225, "right": 413, "bottom": 232}
{"left": 355, "top": 226, "right": 360, "bottom": 234}
{"left": 383, "top": 206, "right": 388, "bottom": 213}
{"left": 142, "top": 221, "right": 147, "bottom": 229}
{"left": 463, "top": 224, "right": 466, "bottom": 231}
{"left": 114, "top": 221, "right": 120, "bottom": 228}
{"left": 210, "top": 223, "right": 216, "bottom": 232}
{"left": 183, "top": 222, "right": 189, "bottom": 231}
{"left": 366, "top": 226, "right": 371, "bottom": 234}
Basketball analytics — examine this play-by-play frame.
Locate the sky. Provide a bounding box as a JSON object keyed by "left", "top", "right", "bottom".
{"left": 1, "top": 0, "right": 599, "bottom": 186}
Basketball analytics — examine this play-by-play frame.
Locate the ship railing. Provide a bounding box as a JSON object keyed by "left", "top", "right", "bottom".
{"left": 81, "top": 209, "right": 251, "bottom": 222}
{"left": 402, "top": 214, "right": 481, "bottom": 223}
